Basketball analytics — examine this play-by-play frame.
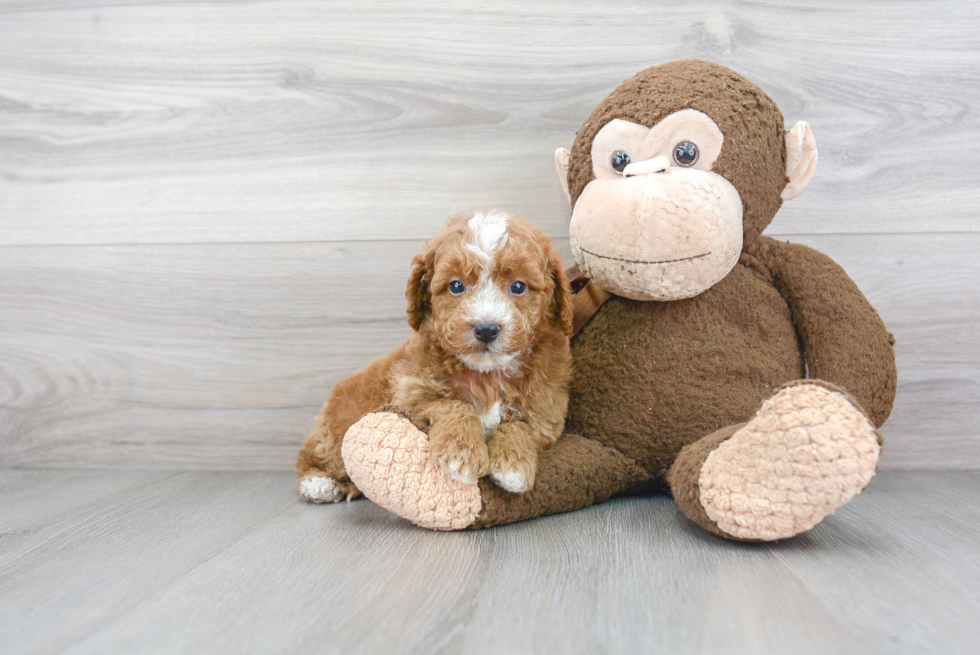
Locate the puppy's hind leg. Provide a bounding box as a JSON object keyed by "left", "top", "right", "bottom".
{"left": 297, "top": 350, "right": 403, "bottom": 503}
{"left": 297, "top": 413, "right": 361, "bottom": 503}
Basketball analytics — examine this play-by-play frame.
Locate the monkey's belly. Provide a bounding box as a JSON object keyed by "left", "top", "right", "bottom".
{"left": 566, "top": 264, "right": 804, "bottom": 476}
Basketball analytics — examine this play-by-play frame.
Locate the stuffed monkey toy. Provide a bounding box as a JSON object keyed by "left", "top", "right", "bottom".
{"left": 338, "top": 60, "right": 897, "bottom": 541}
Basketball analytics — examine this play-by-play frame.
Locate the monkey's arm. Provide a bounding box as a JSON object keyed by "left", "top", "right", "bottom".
{"left": 749, "top": 237, "right": 897, "bottom": 427}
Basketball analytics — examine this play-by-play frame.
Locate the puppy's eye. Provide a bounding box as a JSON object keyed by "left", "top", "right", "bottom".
{"left": 610, "top": 150, "right": 631, "bottom": 174}
{"left": 448, "top": 280, "right": 465, "bottom": 294}
{"left": 509, "top": 281, "right": 527, "bottom": 295}
{"left": 673, "top": 141, "right": 699, "bottom": 167}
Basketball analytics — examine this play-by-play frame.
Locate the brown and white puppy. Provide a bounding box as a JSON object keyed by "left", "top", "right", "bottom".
{"left": 297, "top": 210, "right": 573, "bottom": 503}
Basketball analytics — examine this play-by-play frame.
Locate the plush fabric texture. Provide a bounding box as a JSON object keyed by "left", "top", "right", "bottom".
{"left": 342, "top": 409, "right": 647, "bottom": 531}
{"left": 569, "top": 164, "right": 744, "bottom": 301}
{"left": 567, "top": 59, "right": 788, "bottom": 247}
{"left": 781, "top": 121, "right": 818, "bottom": 200}
{"left": 570, "top": 279, "right": 611, "bottom": 336}
{"left": 471, "top": 434, "right": 648, "bottom": 529}
{"left": 667, "top": 423, "right": 742, "bottom": 539}
{"left": 563, "top": 234, "right": 896, "bottom": 476}
{"left": 565, "top": 259, "right": 805, "bottom": 477}
{"left": 747, "top": 237, "right": 898, "bottom": 427}
{"left": 343, "top": 410, "right": 482, "bottom": 531}
{"left": 698, "top": 382, "right": 881, "bottom": 541}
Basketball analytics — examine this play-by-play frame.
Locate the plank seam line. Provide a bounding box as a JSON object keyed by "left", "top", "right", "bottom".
{"left": 0, "top": 232, "right": 976, "bottom": 249}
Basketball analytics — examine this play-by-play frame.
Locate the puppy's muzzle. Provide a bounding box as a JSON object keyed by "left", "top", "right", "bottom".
{"left": 473, "top": 322, "right": 500, "bottom": 344}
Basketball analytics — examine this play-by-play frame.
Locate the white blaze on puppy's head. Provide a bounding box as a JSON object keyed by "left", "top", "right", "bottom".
{"left": 463, "top": 211, "right": 512, "bottom": 325}
{"left": 464, "top": 210, "right": 510, "bottom": 261}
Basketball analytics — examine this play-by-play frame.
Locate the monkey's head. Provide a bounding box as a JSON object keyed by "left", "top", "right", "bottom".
{"left": 556, "top": 60, "right": 817, "bottom": 301}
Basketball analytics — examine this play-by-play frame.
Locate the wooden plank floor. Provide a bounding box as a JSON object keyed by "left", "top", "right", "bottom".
{"left": 1, "top": 470, "right": 977, "bottom": 654}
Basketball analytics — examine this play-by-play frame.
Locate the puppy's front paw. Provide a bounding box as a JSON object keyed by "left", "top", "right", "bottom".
{"left": 487, "top": 425, "right": 539, "bottom": 494}
{"left": 489, "top": 451, "right": 536, "bottom": 494}
{"left": 490, "top": 469, "right": 530, "bottom": 494}
{"left": 298, "top": 475, "right": 360, "bottom": 503}
{"left": 436, "top": 442, "right": 490, "bottom": 485}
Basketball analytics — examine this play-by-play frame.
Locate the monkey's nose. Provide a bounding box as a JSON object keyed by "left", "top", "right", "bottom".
{"left": 474, "top": 322, "right": 500, "bottom": 344}
{"left": 623, "top": 156, "right": 670, "bottom": 177}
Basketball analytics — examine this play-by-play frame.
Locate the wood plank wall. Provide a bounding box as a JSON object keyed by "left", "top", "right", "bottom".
{"left": 1, "top": 1, "right": 978, "bottom": 470}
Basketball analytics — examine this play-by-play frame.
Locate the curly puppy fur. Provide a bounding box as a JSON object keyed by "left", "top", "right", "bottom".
{"left": 297, "top": 211, "right": 574, "bottom": 501}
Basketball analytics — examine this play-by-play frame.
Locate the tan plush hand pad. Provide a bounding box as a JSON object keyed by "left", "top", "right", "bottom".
{"left": 342, "top": 412, "right": 482, "bottom": 531}
{"left": 699, "top": 384, "right": 880, "bottom": 541}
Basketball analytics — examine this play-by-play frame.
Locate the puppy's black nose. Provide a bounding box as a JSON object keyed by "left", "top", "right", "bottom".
{"left": 474, "top": 322, "right": 500, "bottom": 344}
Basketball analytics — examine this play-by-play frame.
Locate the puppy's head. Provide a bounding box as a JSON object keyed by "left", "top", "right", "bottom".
{"left": 407, "top": 210, "right": 572, "bottom": 373}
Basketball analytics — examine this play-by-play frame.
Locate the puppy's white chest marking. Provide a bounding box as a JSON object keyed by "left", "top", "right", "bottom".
{"left": 480, "top": 402, "right": 502, "bottom": 435}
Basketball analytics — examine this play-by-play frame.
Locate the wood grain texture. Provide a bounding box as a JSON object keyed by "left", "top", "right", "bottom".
{"left": 0, "top": 0, "right": 978, "bottom": 245}
{"left": 0, "top": 470, "right": 977, "bottom": 654}
{"left": 0, "top": 1, "right": 978, "bottom": 469}
{"left": 0, "top": 234, "right": 977, "bottom": 470}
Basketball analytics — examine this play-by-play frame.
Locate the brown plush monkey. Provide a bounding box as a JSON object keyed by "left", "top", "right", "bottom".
{"left": 339, "top": 60, "right": 897, "bottom": 540}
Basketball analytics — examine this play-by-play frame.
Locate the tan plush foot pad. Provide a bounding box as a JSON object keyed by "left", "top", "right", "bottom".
{"left": 342, "top": 412, "right": 482, "bottom": 531}
{"left": 699, "top": 384, "right": 880, "bottom": 541}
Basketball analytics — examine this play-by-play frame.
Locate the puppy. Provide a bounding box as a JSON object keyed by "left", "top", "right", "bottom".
{"left": 297, "top": 210, "right": 573, "bottom": 503}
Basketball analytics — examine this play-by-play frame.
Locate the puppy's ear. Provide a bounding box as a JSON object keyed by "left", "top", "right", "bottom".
{"left": 406, "top": 245, "right": 435, "bottom": 331}
{"left": 543, "top": 238, "right": 574, "bottom": 337}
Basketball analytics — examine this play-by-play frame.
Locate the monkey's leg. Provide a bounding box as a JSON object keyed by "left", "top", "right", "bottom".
{"left": 667, "top": 380, "right": 882, "bottom": 541}
{"left": 342, "top": 407, "right": 647, "bottom": 531}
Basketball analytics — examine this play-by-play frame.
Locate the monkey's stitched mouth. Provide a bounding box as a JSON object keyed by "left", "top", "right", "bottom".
{"left": 580, "top": 248, "right": 711, "bottom": 265}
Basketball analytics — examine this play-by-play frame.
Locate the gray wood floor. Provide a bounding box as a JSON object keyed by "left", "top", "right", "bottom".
{"left": 1, "top": 469, "right": 977, "bottom": 654}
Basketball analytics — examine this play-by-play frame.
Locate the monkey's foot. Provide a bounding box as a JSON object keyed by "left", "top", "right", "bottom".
{"left": 698, "top": 383, "right": 881, "bottom": 541}
{"left": 341, "top": 411, "right": 482, "bottom": 531}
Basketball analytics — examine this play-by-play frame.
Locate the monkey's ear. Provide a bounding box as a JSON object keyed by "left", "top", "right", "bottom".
{"left": 781, "top": 121, "right": 818, "bottom": 201}
{"left": 555, "top": 147, "right": 571, "bottom": 204}
{"left": 406, "top": 248, "right": 434, "bottom": 331}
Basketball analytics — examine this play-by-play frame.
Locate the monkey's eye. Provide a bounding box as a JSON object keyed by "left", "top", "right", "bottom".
{"left": 610, "top": 150, "right": 631, "bottom": 174}
{"left": 673, "top": 141, "right": 699, "bottom": 167}
{"left": 449, "top": 280, "right": 465, "bottom": 294}
{"left": 509, "top": 281, "right": 527, "bottom": 295}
